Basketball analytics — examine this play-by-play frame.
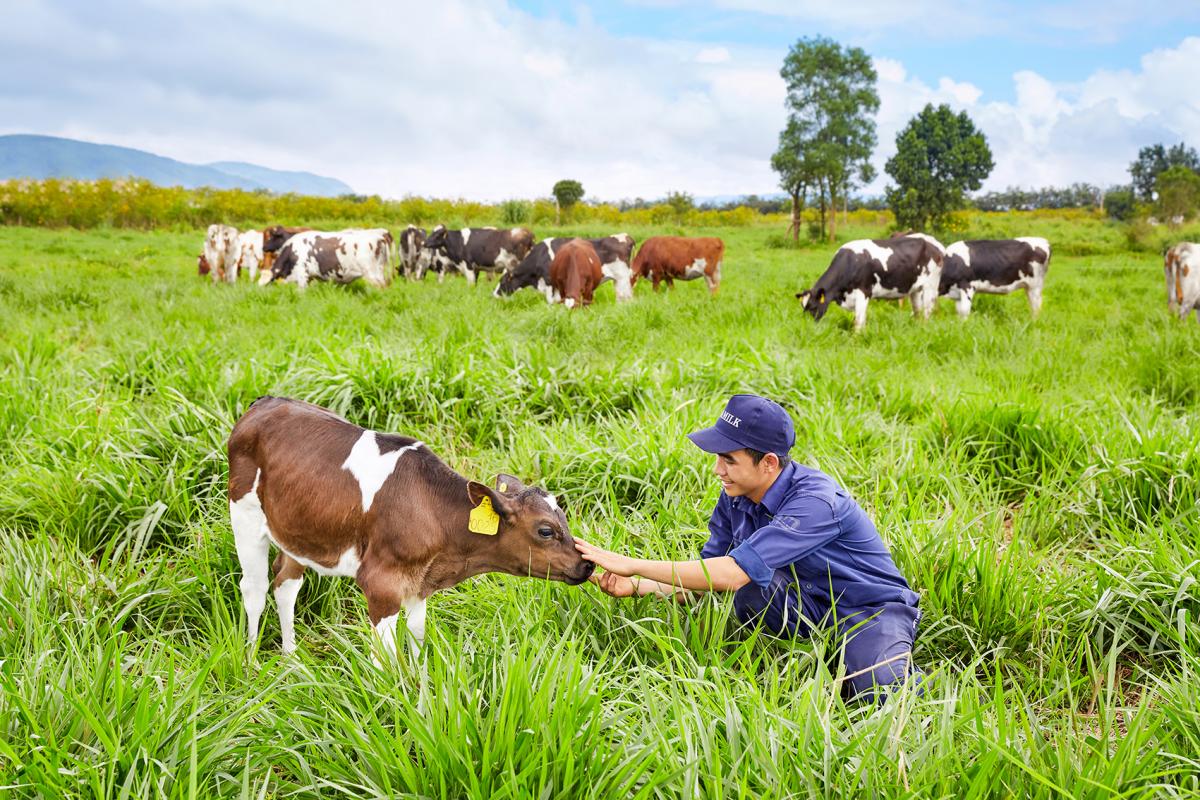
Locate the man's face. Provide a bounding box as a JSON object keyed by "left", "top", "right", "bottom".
{"left": 713, "top": 449, "right": 775, "bottom": 500}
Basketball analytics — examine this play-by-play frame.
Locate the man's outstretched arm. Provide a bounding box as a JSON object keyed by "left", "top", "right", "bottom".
{"left": 575, "top": 538, "right": 752, "bottom": 593}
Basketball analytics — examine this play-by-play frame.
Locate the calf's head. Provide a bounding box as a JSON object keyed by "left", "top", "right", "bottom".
{"left": 466, "top": 475, "right": 594, "bottom": 585}
{"left": 197, "top": 254, "right": 210, "bottom": 276}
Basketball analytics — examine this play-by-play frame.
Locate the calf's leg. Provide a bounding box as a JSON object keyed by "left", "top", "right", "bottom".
{"left": 271, "top": 553, "right": 306, "bottom": 655}
{"left": 230, "top": 480, "right": 270, "bottom": 648}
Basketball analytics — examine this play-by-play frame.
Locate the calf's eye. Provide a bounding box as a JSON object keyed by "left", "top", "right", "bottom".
{"left": 537, "top": 525, "right": 555, "bottom": 539}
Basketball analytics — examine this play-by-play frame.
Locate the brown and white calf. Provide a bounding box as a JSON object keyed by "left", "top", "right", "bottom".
{"left": 227, "top": 396, "right": 593, "bottom": 657}
{"left": 1165, "top": 242, "right": 1200, "bottom": 322}
{"left": 631, "top": 236, "right": 725, "bottom": 295}
{"left": 549, "top": 238, "right": 604, "bottom": 309}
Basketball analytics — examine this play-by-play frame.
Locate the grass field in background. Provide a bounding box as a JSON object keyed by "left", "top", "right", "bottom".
{"left": 1, "top": 222, "right": 1199, "bottom": 798}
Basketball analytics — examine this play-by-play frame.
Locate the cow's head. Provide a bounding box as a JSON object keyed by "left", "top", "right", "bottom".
{"left": 197, "top": 254, "right": 210, "bottom": 276}
{"left": 495, "top": 247, "right": 547, "bottom": 297}
{"left": 796, "top": 287, "right": 832, "bottom": 321}
{"left": 466, "top": 474, "right": 594, "bottom": 585}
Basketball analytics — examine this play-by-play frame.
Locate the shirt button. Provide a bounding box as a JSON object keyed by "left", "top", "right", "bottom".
{"left": 805, "top": 583, "right": 813, "bottom": 590}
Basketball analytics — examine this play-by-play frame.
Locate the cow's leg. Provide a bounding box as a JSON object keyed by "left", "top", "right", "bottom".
{"left": 705, "top": 272, "right": 719, "bottom": 296}
{"left": 955, "top": 288, "right": 973, "bottom": 319}
{"left": 848, "top": 289, "right": 869, "bottom": 332}
{"left": 404, "top": 597, "right": 427, "bottom": 651}
{"left": 1027, "top": 281, "right": 1044, "bottom": 317}
{"left": 464, "top": 268, "right": 477, "bottom": 286}
{"left": 271, "top": 553, "right": 306, "bottom": 655}
{"left": 230, "top": 481, "right": 270, "bottom": 649}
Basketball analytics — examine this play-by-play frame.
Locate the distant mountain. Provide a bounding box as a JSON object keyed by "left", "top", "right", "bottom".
{"left": 0, "top": 134, "right": 354, "bottom": 196}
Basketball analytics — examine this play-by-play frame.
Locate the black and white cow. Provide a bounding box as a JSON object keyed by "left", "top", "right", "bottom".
{"left": 494, "top": 234, "right": 636, "bottom": 302}
{"left": 419, "top": 226, "right": 535, "bottom": 285}
{"left": 940, "top": 237, "right": 1051, "bottom": 317}
{"left": 398, "top": 225, "right": 426, "bottom": 279}
{"left": 796, "top": 237, "right": 943, "bottom": 331}
{"left": 259, "top": 229, "right": 394, "bottom": 289}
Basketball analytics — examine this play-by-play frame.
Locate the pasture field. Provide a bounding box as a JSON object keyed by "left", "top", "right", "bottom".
{"left": 1, "top": 222, "right": 1199, "bottom": 798}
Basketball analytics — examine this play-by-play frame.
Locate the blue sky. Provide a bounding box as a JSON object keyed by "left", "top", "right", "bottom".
{"left": 2, "top": 0, "right": 1197, "bottom": 199}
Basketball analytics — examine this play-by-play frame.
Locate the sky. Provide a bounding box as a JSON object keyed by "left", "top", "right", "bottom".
{"left": 2, "top": 0, "right": 1198, "bottom": 201}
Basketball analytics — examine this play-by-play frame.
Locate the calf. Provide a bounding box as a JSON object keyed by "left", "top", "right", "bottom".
{"left": 204, "top": 224, "right": 240, "bottom": 283}
{"left": 398, "top": 224, "right": 427, "bottom": 279}
{"left": 796, "top": 237, "right": 943, "bottom": 331}
{"left": 228, "top": 396, "right": 593, "bottom": 657}
{"left": 261, "top": 226, "right": 313, "bottom": 273}
{"left": 1165, "top": 242, "right": 1200, "bottom": 322}
{"left": 420, "top": 226, "right": 535, "bottom": 284}
{"left": 940, "top": 237, "right": 1051, "bottom": 317}
{"left": 259, "top": 229, "right": 394, "bottom": 289}
{"left": 235, "top": 229, "right": 263, "bottom": 282}
{"left": 495, "top": 234, "right": 636, "bottom": 302}
{"left": 549, "top": 239, "right": 604, "bottom": 309}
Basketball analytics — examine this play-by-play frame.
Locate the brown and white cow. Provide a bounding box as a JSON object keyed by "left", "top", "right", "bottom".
{"left": 261, "top": 226, "right": 313, "bottom": 273}
{"left": 630, "top": 236, "right": 724, "bottom": 295}
{"left": 495, "top": 234, "right": 636, "bottom": 302}
{"left": 796, "top": 237, "right": 943, "bottom": 331}
{"left": 398, "top": 224, "right": 427, "bottom": 279}
{"left": 420, "top": 226, "right": 536, "bottom": 284}
{"left": 940, "top": 237, "right": 1051, "bottom": 318}
{"left": 1165, "top": 242, "right": 1200, "bottom": 322}
{"left": 204, "top": 224, "right": 240, "bottom": 283}
{"left": 259, "top": 229, "right": 394, "bottom": 289}
{"left": 228, "top": 396, "right": 593, "bottom": 657}
{"left": 549, "top": 239, "right": 604, "bottom": 309}
{"left": 235, "top": 229, "right": 263, "bottom": 282}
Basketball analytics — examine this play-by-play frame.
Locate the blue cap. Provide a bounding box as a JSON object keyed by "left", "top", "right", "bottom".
{"left": 687, "top": 394, "right": 795, "bottom": 457}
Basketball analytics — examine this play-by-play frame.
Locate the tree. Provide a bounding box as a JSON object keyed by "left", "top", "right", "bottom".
{"left": 1129, "top": 143, "right": 1200, "bottom": 202}
{"left": 551, "top": 179, "right": 584, "bottom": 223}
{"left": 1155, "top": 166, "right": 1200, "bottom": 225}
{"left": 1102, "top": 186, "right": 1137, "bottom": 221}
{"left": 664, "top": 190, "right": 694, "bottom": 222}
{"left": 885, "top": 103, "right": 993, "bottom": 232}
{"left": 773, "top": 36, "right": 879, "bottom": 242}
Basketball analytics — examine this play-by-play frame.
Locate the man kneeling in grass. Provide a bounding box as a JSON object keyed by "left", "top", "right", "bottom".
{"left": 574, "top": 394, "right": 922, "bottom": 701}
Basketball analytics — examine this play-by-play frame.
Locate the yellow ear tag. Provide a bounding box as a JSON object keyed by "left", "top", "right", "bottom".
{"left": 468, "top": 495, "right": 500, "bottom": 535}
{"left": 499, "top": 482, "right": 508, "bottom": 493}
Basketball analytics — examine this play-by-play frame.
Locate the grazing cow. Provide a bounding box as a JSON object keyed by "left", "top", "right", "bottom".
{"left": 495, "top": 234, "right": 636, "bottom": 302}
{"left": 259, "top": 229, "right": 394, "bottom": 289}
{"left": 1165, "top": 242, "right": 1200, "bottom": 322}
{"left": 261, "top": 226, "right": 313, "bottom": 273}
{"left": 398, "top": 225, "right": 427, "bottom": 279}
{"left": 197, "top": 254, "right": 211, "bottom": 277}
{"left": 235, "top": 229, "right": 263, "bottom": 282}
{"left": 204, "top": 224, "right": 240, "bottom": 283}
{"left": 420, "top": 226, "right": 535, "bottom": 284}
{"left": 548, "top": 239, "right": 605, "bottom": 309}
{"left": 228, "top": 396, "right": 593, "bottom": 657}
{"left": 940, "top": 237, "right": 1051, "bottom": 318}
{"left": 630, "top": 236, "right": 724, "bottom": 295}
{"left": 796, "top": 237, "right": 943, "bottom": 331}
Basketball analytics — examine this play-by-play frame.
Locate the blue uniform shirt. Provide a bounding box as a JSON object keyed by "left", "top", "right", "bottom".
{"left": 701, "top": 462, "right": 918, "bottom": 617}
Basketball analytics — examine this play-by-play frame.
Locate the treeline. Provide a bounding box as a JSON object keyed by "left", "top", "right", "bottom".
{"left": 0, "top": 177, "right": 768, "bottom": 230}
{"left": 972, "top": 183, "right": 1104, "bottom": 211}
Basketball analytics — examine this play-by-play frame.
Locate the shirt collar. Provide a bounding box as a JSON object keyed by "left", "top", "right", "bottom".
{"left": 729, "top": 461, "right": 796, "bottom": 516}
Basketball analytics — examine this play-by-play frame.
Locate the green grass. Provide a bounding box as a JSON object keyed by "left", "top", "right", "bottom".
{"left": 1, "top": 222, "right": 1199, "bottom": 798}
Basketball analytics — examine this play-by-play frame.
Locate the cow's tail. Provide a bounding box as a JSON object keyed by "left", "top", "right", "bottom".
{"left": 564, "top": 257, "right": 582, "bottom": 307}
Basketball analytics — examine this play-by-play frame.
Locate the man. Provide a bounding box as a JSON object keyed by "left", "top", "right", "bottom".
{"left": 574, "top": 394, "right": 921, "bottom": 701}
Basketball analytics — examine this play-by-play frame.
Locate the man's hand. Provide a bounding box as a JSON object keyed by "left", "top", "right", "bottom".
{"left": 573, "top": 538, "right": 638, "bottom": 576}
{"left": 589, "top": 572, "right": 637, "bottom": 598}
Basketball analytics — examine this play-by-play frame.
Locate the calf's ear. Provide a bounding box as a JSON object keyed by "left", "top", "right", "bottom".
{"left": 495, "top": 473, "right": 525, "bottom": 494}
{"left": 467, "top": 481, "right": 514, "bottom": 519}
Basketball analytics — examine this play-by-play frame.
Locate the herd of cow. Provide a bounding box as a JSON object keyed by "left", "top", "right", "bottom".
{"left": 196, "top": 223, "right": 1200, "bottom": 328}
{"left": 198, "top": 223, "right": 723, "bottom": 309}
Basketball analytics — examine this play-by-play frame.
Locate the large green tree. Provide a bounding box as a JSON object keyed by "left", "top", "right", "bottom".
{"left": 772, "top": 36, "right": 879, "bottom": 241}
{"left": 885, "top": 103, "right": 993, "bottom": 232}
{"left": 551, "top": 179, "right": 584, "bottom": 223}
{"left": 1129, "top": 143, "right": 1199, "bottom": 202}
{"left": 1155, "top": 165, "right": 1200, "bottom": 225}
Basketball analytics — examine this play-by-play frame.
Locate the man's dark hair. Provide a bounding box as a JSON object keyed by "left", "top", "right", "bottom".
{"left": 745, "top": 447, "right": 791, "bottom": 469}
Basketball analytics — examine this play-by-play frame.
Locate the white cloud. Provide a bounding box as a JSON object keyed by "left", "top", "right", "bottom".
{"left": 0, "top": 2, "right": 1196, "bottom": 201}
{"left": 869, "top": 37, "right": 1200, "bottom": 193}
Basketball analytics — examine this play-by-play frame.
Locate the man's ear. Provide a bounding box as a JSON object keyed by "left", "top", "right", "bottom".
{"left": 761, "top": 452, "right": 781, "bottom": 473}
{"left": 466, "top": 481, "right": 514, "bottom": 519}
